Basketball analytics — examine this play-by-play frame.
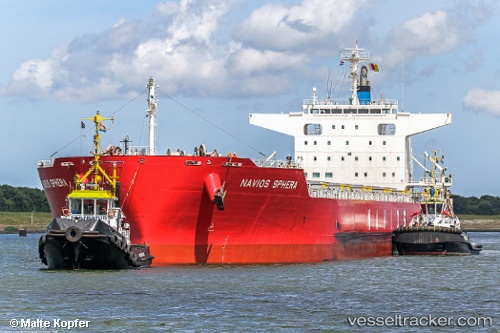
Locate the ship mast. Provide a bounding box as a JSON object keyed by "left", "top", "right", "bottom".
{"left": 340, "top": 40, "right": 369, "bottom": 105}
{"left": 146, "top": 77, "right": 158, "bottom": 155}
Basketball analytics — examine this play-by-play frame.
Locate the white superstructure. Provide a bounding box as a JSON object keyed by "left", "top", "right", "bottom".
{"left": 249, "top": 42, "right": 451, "bottom": 192}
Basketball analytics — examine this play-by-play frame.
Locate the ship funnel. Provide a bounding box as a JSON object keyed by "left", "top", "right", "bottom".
{"left": 357, "top": 65, "right": 370, "bottom": 105}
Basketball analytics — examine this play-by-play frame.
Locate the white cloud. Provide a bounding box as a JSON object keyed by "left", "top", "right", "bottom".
{"left": 5, "top": 0, "right": 234, "bottom": 102}
{"left": 228, "top": 48, "right": 307, "bottom": 75}
{"left": 233, "top": 0, "right": 366, "bottom": 51}
{"left": 382, "top": 2, "right": 493, "bottom": 71}
{"left": 463, "top": 88, "right": 500, "bottom": 116}
{"left": 12, "top": 59, "right": 55, "bottom": 91}
{"left": 384, "top": 11, "right": 461, "bottom": 65}
{"left": 166, "top": 0, "right": 230, "bottom": 47}
{"left": 4, "top": 0, "right": 322, "bottom": 101}
{"left": 156, "top": 1, "right": 179, "bottom": 18}
{"left": 4, "top": 0, "right": 490, "bottom": 104}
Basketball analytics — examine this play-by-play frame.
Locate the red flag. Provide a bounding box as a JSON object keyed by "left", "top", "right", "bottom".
{"left": 369, "top": 63, "right": 379, "bottom": 72}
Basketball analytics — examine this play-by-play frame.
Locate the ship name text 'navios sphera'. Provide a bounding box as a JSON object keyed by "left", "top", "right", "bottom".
{"left": 38, "top": 41, "right": 452, "bottom": 265}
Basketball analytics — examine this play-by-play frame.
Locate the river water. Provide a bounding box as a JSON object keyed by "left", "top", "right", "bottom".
{"left": 0, "top": 233, "right": 498, "bottom": 332}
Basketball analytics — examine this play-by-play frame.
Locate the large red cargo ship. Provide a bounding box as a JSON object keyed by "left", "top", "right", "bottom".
{"left": 38, "top": 42, "right": 452, "bottom": 265}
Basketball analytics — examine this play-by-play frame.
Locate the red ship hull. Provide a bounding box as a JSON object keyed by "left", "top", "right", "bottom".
{"left": 39, "top": 155, "right": 419, "bottom": 265}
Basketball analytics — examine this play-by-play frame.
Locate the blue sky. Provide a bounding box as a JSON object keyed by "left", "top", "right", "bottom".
{"left": 0, "top": 0, "right": 499, "bottom": 197}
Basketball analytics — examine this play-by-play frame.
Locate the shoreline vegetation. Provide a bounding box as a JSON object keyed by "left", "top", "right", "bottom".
{"left": 1, "top": 212, "right": 499, "bottom": 234}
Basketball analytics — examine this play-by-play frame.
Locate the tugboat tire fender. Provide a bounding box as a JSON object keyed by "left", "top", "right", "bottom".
{"left": 129, "top": 252, "right": 140, "bottom": 267}
{"left": 39, "top": 234, "right": 47, "bottom": 246}
{"left": 120, "top": 239, "right": 129, "bottom": 252}
{"left": 111, "top": 234, "right": 121, "bottom": 247}
{"left": 65, "top": 226, "right": 82, "bottom": 243}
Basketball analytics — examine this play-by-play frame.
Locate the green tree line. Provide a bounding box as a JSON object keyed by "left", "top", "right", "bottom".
{"left": 0, "top": 184, "right": 50, "bottom": 212}
{"left": 452, "top": 194, "right": 500, "bottom": 215}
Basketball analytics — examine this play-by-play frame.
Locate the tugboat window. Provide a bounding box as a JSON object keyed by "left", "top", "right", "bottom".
{"left": 97, "top": 199, "right": 107, "bottom": 214}
{"left": 71, "top": 200, "right": 83, "bottom": 214}
{"left": 84, "top": 200, "right": 93, "bottom": 214}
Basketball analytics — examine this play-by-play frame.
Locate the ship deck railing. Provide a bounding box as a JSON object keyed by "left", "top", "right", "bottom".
{"left": 303, "top": 98, "right": 399, "bottom": 108}
{"left": 308, "top": 186, "right": 420, "bottom": 203}
{"left": 406, "top": 178, "right": 453, "bottom": 188}
{"left": 126, "top": 146, "right": 157, "bottom": 156}
{"left": 252, "top": 159, "right": 302, "bottom": 168}
{"left": 64, "top": 213, "right": 109, "bottom": 221}
{"left": 38, "top": 160, "right": 54, "bottom": 168}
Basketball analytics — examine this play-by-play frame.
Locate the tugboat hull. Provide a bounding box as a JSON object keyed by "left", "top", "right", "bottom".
{"left": 38, "top": 218, "right": 154, "bottom": 269}
{"left": 393, "top": 226, "right": 482, "bottom": 256}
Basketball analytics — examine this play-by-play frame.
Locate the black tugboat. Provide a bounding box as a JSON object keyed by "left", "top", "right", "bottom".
{"left": 38, "top": 112, "right": 154, "bottom": 269}
{"left": 393, "top": 150, "right": 482, "bottom": 256}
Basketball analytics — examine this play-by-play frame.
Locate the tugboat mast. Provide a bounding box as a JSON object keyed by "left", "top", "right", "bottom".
{"left": 146, "top": 77, "right": 158, "bottom": 155}
{"left": 77, "top": 111, "right": 117, "bottom": 195}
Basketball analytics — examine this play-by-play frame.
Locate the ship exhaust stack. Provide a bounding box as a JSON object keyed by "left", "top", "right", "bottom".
{"left": 357, "top": 65, "right": 371, "bottom": 105}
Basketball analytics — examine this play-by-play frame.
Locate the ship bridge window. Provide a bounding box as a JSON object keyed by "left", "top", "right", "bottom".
{"left": 370, "top": 109, "right": 382, "bottom": 114}
{"left": 311, "top": 109, "right": 331, "bottom": 114}
{"left": 304, "top": 124, "right": 322, "bottom": 135}
{"left": 358, "top": 108, "right": 369, "bottom": 114}
{"left": 378, "top": 123, "right": 396, "bottom": 135}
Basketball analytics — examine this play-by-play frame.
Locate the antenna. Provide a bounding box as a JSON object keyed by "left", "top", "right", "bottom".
{"left": 401, "top": 53, "right": 405, "bottom": 112}
{"left": 326, "top": 67, "right": 333, "bottom": 102}
{"left": 120, "top": 135, "right": 132, "bottom": 155}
